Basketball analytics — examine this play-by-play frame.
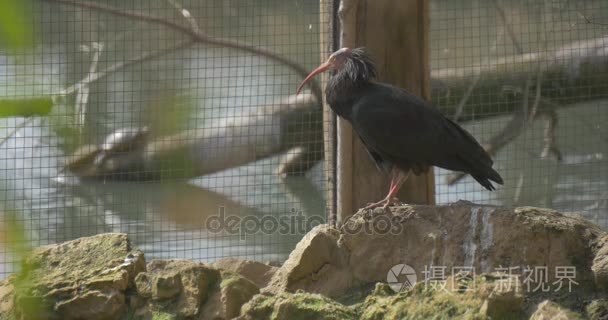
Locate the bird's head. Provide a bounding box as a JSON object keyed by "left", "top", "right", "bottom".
{"left": 297, "top": 47, "right": 376, "bottom": 94}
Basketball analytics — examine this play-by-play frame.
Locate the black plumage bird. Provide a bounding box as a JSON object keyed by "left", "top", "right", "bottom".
{"left": 297, "top": 48, "right": 503, "bottom": 209}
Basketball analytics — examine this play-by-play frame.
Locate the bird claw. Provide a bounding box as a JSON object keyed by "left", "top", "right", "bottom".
{"left": 364, "top": 197, "right": 401, "bottom": 211}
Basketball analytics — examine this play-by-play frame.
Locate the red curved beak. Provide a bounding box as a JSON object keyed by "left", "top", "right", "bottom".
{"left": 296, "top": 60, "right": 332, "bottom": 95}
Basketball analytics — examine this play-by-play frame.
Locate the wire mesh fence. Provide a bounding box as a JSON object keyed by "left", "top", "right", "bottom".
{"left": 0, "top": 0, "right": 331, "bottom": 278}
{"left": 430, "top": 0, "right": 608, "bottom": 226}
{"left": 2, "top": 0, "right": 608, "bottom": 280}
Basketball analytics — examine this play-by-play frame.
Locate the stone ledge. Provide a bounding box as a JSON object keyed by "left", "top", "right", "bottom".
{"left": 2, "top": 203, "right": 608, "bottom": 319}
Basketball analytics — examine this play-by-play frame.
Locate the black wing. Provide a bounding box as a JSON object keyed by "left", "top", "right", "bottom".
{"left": 350, "top": 82, "right": 503, "bottom": 190}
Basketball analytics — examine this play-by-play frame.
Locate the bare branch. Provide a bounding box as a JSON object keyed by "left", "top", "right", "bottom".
{"left": 529, "top": 67, "right": 543, "bottom": 121}
{"left": 446, "top": 93, "right": 561, "bottom": 186}
{"left": 493, "top": 0, "right": 524, "bottom": 54}
{"left": 75, "top": 42, "right": 104, "bottom": 130}
{"left": 59, "top": 40, "right": 195, "bottom": 96}
{"left": 43, "top": 0, "right": 322, "bottom": 102}
{"left": 576, "top": 12, "right": 608, "bottom": 27}
{"left": 452, "top": 77, "right": 479, "bottom": 122}
{"left": 539, "top": 110, "right": 562, "bottom": 160}
{"left": 452, "top": 18, "right": 505, "bottom": 122}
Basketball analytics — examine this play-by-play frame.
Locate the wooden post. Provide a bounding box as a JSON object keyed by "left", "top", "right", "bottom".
{"left": 336, "top": 0, "right": 435, "bottom": 223}
{"left": 320, "top": 0, "right": 337, "bottom": 225}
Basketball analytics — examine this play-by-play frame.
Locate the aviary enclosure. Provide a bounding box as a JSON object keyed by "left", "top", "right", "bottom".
{"left": 0, "top": 0, "right": 607, "bottom": 318}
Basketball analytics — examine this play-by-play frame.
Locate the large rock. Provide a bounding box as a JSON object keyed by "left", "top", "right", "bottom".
{"left": 11, "top": 233, "right": 145, "bottom": 320}
{"left": 357, "top": 273, "right": 526, "bottom": 320}
{"left": 243, "top": 274, "right": 529, "bottom": 320}
{"left": 0, "top": 234, "right": 260, "bottom": 320}
{"left": 267, "top": 202, "right": 605, "bottom": 298}
{"left": 592, "top": 235, "right": 608, "bottom": 291}
{"left": 133, "top": 259, "right": 259, "bottom": 320}
{"left": 1, "top": 203, "right": 607, "bottom": 319}
{"left": 134, "top": 259, "right": 220, "bottom": 317}
{"left": 211, "top": 258, "right": 278, "bottom": 288}
{"left": 200, "top": 271, "right": 260, "bottom": 320}
{"left": 238, "top": 291, "right": 358, "bottom": 320}
{"left": 265, "top": 225, "right": 353, "bottom": 297}
{"left": 345, "top": 203, "right": 602, "bottom": 288}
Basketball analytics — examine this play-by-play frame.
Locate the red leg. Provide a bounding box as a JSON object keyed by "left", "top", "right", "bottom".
{"left": 363, "top": 170, "right": 410, "bottom": 210}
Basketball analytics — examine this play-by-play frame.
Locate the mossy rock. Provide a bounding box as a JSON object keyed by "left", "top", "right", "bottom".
{"left": 133, "top": 259, "right": 220, "bottom": 318}
{"left": 11, "top": 233, "right": 145, "bottom": 320}
{"left": 199, "top": 271, "right": 260, "bottom": 319}
{"left": 586, "top": 299, "right": 608, "bottom": 320}
{"left": 529, "top": 300, "right": 583, "bottom": 320}
{"left": 242, "top": 273, "right": 533, "bottom": 320}
{"left": 239, "top": 291, "right": 357, "bottom": 320}
{"left": 357, "top": 273, "right": 524, "bottom": 320}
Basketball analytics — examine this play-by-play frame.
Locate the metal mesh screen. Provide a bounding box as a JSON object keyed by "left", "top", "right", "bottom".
{"left": 430, "top": 1, "right": 608, "bottom": 226}
{"left": 0, "top": 0, "right": 331, "bottom": 278}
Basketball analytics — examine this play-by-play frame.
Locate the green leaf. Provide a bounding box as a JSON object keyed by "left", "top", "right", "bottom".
{"left": 3, "top": 212, "right": 31, "bottom": 259}
{"left": 0, "top": 98, "right": 53, "bottom": 117}
{"left": 0, "top": 0, "right": 34, "bottom": 50}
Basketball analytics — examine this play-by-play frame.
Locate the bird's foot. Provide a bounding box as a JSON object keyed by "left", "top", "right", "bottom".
{"left": 363, "top": 196, "right": 400, "bottom": 211}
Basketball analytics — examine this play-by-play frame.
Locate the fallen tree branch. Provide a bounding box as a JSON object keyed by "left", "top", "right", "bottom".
{"left": 63, "top": 93, "right": 322, "bottom": 180}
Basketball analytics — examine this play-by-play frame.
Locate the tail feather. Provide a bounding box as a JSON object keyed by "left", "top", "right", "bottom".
{"left": 444, "top": 119, "right": 504, "bottom": 190}
{"left": 471, "top": 175, "right": 496, "bottom": 191}
{"left": 485, "top": 167, "right": 503, "bottom": 185}
{"left": 471, "top": 167, "right": 503, "bottom": 191}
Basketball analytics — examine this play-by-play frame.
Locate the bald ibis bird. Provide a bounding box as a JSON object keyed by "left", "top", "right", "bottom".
{"left": 297, "top": 48, "right": 503, "bottom": 209}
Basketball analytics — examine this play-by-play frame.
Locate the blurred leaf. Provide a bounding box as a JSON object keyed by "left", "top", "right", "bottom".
{"left": 148, "top": 93, "right": 195, "bottom": 135}
{"left": 2, "top": 212, "right": 31, "bottom": 260}
{"left": 0, "top": 98, "right": 53, "bottom": 117}
{"left": 2, "top": 212, "right": 44, "bottom": 318}
{"left": 0, "top": 0, "right": 34, "bottom": 50}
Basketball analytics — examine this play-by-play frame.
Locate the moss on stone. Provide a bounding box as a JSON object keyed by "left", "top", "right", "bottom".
{"left": 9, "top": 233, "right": 144, "bottom": 320}
{"left": 528, "top": 300, "right": 583, "bottom": 320}
{"left": 151, "top": 310, "right": 175, "bottom": 320}
{"left": 219, "top": 271, "right": 247, "bottom": 289}
{"left": 17, "top": 233, "right": 140, "bottom": 289}
{"left": 586, "top": 299, "right": 608, "bottom": 320}
{"left": 358, "top": 282, "right": 487, "bottom": 320}
{"left": 240, "top": 291, "right": 357, "bottom": 320}
{"left": 242, "top": 274, "right": 530, "bottom": 320}
{"left": 212, "top": 271, "right": 260, "bottom": 318}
